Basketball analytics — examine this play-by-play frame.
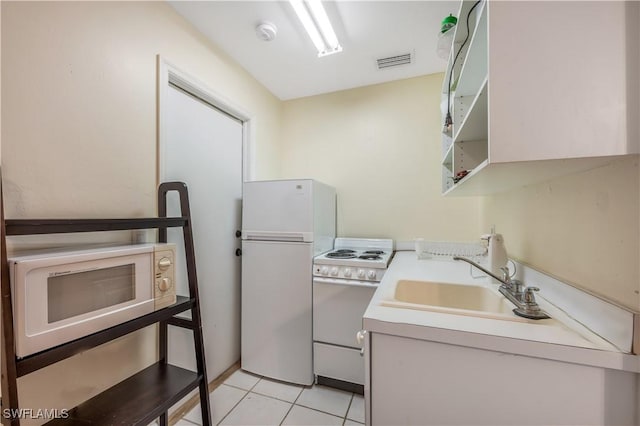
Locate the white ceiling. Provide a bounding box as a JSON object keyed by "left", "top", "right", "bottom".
{"left": 169, "top": 1, "right": 458, "bottom": 100}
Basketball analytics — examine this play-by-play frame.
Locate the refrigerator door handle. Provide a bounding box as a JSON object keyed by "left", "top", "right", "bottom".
{"left": 242, "top": 230, "right": 313, "bottom": 242}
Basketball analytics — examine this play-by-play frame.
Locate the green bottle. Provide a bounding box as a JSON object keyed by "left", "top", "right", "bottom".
{"left": 441, "top": 14, "right": 457, "bottom": 33}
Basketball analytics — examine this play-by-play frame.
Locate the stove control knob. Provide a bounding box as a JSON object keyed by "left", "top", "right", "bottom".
{"left": 330, "top": 267, "right": 339, "bottom": 276}
{"left": 320, "top": 266, "right": 329, "bottom": 275}
{"left": 344, "top": 268, "right": 352, "bottom": 278}
{"left": 357, "top": 269, "right": 366, "bottom": 279}
{"left": 367, "top": 270, "right": 377, "bottom": 280}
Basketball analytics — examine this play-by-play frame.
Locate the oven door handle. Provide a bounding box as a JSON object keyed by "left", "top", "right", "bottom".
{"left": 313, "top": 277, "right": 378, "bottom": 288}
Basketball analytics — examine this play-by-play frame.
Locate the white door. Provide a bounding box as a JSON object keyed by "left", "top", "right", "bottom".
{"left": 161, "top": 83, "right": 243, "bottom": 380}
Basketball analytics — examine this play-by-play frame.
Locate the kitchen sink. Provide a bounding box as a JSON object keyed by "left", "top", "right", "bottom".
{"left": 381, "top": 279, "right": 528, "bottom": 322}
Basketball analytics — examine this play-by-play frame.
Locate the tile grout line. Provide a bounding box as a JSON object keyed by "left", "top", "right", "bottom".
{"left": 291, "top": 386, "right": 355, "bottom": 423}
{"left": 215, "top": 387, "right": 251, "bottom": 426}
{"left": 278, "top": 384, "right": 306, "bottom": 425}
{"left": 179, "top": 419, "right": 199, "bottom": 426}
{"left": 251, "top": 390, "right": 302, "bottom": 405}
{"left": 290, "top": 384, "right": 306, "bottom": 406}
{"left": 276, "top": 387, "right": 304, "bottom": 426}
{"left": 343, "top": 393, "right": 355, "bottom": 426}
{"left": 250, "top": 381, "right": 305, "bottom": 405}
{"left": 222, "top": 382, "right": 249, "bottom": 392}
{"left": 215, "top": 374, "right": 262, "bottom": 426}
{"left": 277, "top": 400, "right": 296, "bottom": 426}
{"left": 292, "top": 404, "right": 348, "bottom": 423}
{"left": 215, "top": 375, "right": 363, "bottom": 425}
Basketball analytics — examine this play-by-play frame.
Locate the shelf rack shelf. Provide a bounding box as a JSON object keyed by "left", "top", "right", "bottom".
{"left": 0, "top": 179, "right": 212, "bottom": 426}
{"left": 4, "top": 217, "right": 189, "bottom": 235}
{"left": 46, "top": 363, "right": 201, "bottom": 426}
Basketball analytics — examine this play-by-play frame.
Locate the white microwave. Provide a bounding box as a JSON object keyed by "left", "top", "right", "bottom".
{"left": 8, "top": 243, "right": 177, "bottom": 357}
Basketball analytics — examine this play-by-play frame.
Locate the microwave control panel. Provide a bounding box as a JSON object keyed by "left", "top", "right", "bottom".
{"left": 154, "top": 244, "right": 177, "bottom": 310}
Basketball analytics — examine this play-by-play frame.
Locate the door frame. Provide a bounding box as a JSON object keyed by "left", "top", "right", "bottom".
{"left": 157, "top": 55, "right": 255, "bottom": 185}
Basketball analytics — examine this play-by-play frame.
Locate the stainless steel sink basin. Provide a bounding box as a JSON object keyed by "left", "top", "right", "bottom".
{"left": 381, "top": 279, "right": 527, "bottom": 322}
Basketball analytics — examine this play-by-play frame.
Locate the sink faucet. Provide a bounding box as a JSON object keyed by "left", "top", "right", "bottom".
{"left": 452, "top": 256, "right": 550, "bottom": 320}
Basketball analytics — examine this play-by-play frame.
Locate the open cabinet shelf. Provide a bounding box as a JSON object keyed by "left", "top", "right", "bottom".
{"left": 453, "top": 78, "right": 488, "bottom": 143}
{"left": 442, "top": 144, "right": 454, "bottom": 171}
{"left": 441, "top": 0, "right": 485, "bottom": 95}
{"left": 0, "top": 179, "right": 212, "bottom": 426}
{"left": 439, "top": 0, "right": 637, "bottom": 196}
{"left": 440, "top": 0, "right": 489, "bottom": 195}
{"left": 453, "top": 1, "right": 487, "bottom": 97}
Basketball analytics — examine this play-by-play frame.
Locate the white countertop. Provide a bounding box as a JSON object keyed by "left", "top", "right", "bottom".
{"left": 363, "top": 251, "right": 640, "bottom": 373}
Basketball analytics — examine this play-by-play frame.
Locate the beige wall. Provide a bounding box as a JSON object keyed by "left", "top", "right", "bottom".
{"left": 481, "top": 156, "right": 640, "bottom": 311}
{"left": 280, "top": 74, "right": 482, "bottom": 242}
{"left": 279, "top": 71, "right": 640, "bottom": 313}
{"left": 1, "top": 0, "right": 281, "bottom": 419}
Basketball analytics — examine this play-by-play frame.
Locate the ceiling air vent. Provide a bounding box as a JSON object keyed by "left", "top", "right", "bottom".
{"left": 376, "top": 53, "right": 412, "bottom": 70}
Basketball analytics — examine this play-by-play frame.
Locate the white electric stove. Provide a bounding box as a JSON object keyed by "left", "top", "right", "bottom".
{"left": 313, "top": 238, "right": 394, "bottom": 283}
{"left": 312, "top": 238, "right": 394, "bottom": 391}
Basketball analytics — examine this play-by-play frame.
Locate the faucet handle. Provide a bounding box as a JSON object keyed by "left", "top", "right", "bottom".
{"left": 511, "top": 279, "right": 524, "bottom": 295}
{"left": 523, "top": 286, "right": 540, "bottom": 304}
{"left": 500, "top": 267, "right": 511, "bottom": 284}
{"left": 514, "top": 286, "right": 550, "bottom": 320}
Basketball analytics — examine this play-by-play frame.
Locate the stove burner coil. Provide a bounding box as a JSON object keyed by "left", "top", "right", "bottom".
{"left": 334, "top": 249, "right": 356, "bottom": 254}
{"left": 359, "top": 254, "right": 382, "bottom": 260}
{"left": 363, "top": 250, "right": 385, "bottom": 255}
{"left": 326, "top": 252, "right": 357, "bottom": 259}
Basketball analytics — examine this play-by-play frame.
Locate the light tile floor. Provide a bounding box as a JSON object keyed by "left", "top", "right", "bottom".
{"left": 179, "top": 369, "right": 365, "bottom": 426}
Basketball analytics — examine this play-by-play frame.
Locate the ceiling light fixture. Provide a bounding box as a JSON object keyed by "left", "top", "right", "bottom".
{"left": 289, "top": 0, "right": 342, "bottom": 57}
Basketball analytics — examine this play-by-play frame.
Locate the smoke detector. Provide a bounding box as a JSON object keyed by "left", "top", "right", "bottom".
{"left": 256, "top": 21, "right": 277, "bottom": 42}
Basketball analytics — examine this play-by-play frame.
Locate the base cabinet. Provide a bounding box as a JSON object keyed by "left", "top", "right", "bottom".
{"left": 368, "top": 333, "right": 637, "bottom": 425}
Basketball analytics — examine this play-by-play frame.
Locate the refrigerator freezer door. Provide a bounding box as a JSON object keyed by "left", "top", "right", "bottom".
{"left": 241, "top": 240, "right": 314, "bottom": 385}
{"left": 243, "top": 180, "right": 314, "bottom": 237}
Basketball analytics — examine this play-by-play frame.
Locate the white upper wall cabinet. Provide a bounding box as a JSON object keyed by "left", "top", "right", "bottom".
{"left": 441, "top": 0, "right": 640, "bottom": 195}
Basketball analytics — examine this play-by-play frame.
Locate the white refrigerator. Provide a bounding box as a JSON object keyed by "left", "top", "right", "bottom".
{"left": 241, "top": 179, "right": 336, "bottom": 385}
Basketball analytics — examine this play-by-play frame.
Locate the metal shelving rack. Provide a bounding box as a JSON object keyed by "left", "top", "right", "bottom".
{"left": 0, "top": 179, "right": 212, "bottom": 426}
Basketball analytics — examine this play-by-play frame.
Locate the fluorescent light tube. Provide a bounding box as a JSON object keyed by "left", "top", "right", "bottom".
{"left": 290, "top": 0, "right": 326, "bottom": 54}
{"left": 306, "top": 0, "right": 341, "bottom": 54}
{"left": 290, "top": 0, "right": 342, "bottom": 57}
